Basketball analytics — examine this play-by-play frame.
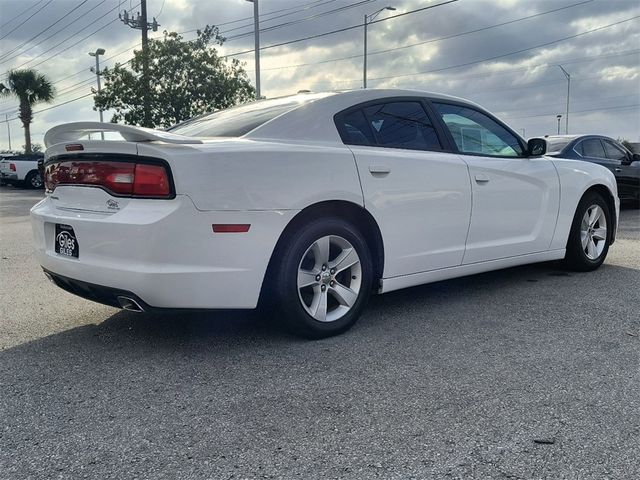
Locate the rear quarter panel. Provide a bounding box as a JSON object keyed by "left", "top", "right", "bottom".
{"left": 137, "top": 140, "right": 364, "bottom": 211}
{"left": 550, "top": 157, "right": 619, "bottom": 250}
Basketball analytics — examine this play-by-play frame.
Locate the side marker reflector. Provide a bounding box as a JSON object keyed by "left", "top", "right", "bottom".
{"left": 212, "top": 224, "right": 251, "bottom": 233}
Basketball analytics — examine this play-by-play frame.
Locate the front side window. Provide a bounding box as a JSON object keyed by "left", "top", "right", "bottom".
{"left": 581, "top": 138, "right": 606, "bottom": 159}
{"left": 603, "top": 140, "right": 627, "bottom": 161}
{"left": 433, "top": 103, "right": 524, "bottom": 157}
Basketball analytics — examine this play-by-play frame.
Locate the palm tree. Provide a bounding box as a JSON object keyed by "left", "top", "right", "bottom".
{"left": 0, "top": 69, "right": 55, "bottom": 154}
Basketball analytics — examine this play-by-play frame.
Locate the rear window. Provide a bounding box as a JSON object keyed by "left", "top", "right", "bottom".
{"left": 168, "top": 93, "right": 333, "bottom": 138}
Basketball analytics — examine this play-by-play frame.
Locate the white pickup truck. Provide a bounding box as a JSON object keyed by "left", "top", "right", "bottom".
{"left": 0, "top": 154, "right": 44, "bottom": 189}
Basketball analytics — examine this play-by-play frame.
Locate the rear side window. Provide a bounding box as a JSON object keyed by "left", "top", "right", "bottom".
{"left": 341, "top": 109, "right": 375, "bottom": 145}
{"left": 433, "top": 102, "right": 524, "bottom": 157}
{"left": 574, "top": 142, "right": 584, "bottom": 156}
{"left": 336, "top": 101, "right": 442, "bottom": 151}
{"left": 364, "top": 102, "right": 441, "bottom": 150}
{"left": 168, "top": 93, "right": 334, "bottom": 137}
{"left": 581, "top": 139, "right": 606, "bottom": 159}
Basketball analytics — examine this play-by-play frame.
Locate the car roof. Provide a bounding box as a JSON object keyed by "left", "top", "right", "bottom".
{"left": 245, "top": 88, "right": 489, "bottom": 143}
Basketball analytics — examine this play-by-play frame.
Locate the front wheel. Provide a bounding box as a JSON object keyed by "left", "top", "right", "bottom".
{"left": 273, "top": 218, "right": 373, "bottom": 339}
{"left": 563, "top": 191, "right": 611, "bottom": 271}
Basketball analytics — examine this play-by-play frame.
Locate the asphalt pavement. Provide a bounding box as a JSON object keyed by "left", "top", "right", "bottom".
{"left": 1, "top": 186, "right": 639, "bottom": 479}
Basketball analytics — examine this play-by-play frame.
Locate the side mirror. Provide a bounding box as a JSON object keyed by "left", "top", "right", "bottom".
{"left": 623, "top": 153, "right": 640, "bottom": 166}
{"left": 527, "top": 138, "right": 546, "bottom": 156}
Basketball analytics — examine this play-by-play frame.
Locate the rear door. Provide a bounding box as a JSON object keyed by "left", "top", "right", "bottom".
{"left": 337, "top": 99, "right": 472, "bottom": 277}
{"left": 430, "top": 101, "right": 560, "bottom": 264}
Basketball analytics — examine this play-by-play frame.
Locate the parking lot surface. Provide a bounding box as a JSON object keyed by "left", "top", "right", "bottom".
{"left": 1, "top": 186, "right": 639, "bottom": 479}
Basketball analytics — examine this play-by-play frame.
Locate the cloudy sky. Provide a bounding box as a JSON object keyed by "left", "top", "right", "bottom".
{"left": 0, "top": 0, "right": 638, "bottom": 150}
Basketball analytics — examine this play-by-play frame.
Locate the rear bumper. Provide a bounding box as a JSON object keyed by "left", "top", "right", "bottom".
{"left": 0, "top": 172, "right": 18, "bottom": 181}
{"left": 31, "top": 194, "right": 297, "bottom": 309}
{"left": 43, "top": 269, "right": 216, "bottom": 313}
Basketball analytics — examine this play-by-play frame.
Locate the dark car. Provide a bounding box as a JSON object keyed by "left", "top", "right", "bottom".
{"left": 535, "top": 135, "right": 640, "bottom": 205}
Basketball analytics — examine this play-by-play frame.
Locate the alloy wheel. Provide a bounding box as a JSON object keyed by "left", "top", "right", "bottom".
{"left": 297, "top": 235, "right": 362, "bottom": 322}
{"left": 580, "top": 204, "right": 607, "bottom": 260}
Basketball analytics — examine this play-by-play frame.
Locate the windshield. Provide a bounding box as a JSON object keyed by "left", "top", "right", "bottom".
{"left": 168, "top": 93, "right": 334, "bottom": 138}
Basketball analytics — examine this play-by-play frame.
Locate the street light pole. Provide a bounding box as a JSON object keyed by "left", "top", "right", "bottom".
{"left": 556, "top": 114, "right": 562, "bottom": 135}
{"left": 363, "top": 14, "right": 367, "bottom": 89}
{"left": 246, "top": 0, "right": 261, "bottom": 99}
{"left": 89, "top": 48, "right": 106, "bottom": 139}
{"left": 558, "top": 65, "right": 570, "bottom": 134}
{"left": 363, "top": 6, "right": 395, "bottom": 89}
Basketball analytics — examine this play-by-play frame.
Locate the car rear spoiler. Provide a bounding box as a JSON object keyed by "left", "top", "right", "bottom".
{"left": 44, "top": 121, "right": 203, "bottom": 148}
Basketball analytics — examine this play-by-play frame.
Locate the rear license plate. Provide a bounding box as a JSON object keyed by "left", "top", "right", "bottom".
{"left": 55, "top": 224, "right": 79, "bottom": 258}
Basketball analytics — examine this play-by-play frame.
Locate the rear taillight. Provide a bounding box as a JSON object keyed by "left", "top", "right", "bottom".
{"left": 9, "top": 163, "right": 16, "bottom": 171}
{"left": 44, "top": 160, "right": 173, "bottom": 198}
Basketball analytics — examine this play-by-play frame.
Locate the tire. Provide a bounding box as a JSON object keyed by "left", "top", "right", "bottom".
{"left": 273, "top": 218, "right": 373, "bottom": 339}
{"left": 24, "top": 170, "right": 43, "bottom": 189}
{"left": 563, "top": 191, "right": 611, "bottom": 271}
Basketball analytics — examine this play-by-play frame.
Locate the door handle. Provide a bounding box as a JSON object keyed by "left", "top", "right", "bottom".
{"left": 614, "top": 168, "right": 621, "bottom": 172}
{"left": 369, "top": 165, "right": 391, "bottom": 175}
{"left": 475, "top": 173, "right": 490, "bottom": 183}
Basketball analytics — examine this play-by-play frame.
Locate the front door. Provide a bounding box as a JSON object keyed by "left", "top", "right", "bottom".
{"left": 431, "top": 101, "right": 560, "bottom": 264}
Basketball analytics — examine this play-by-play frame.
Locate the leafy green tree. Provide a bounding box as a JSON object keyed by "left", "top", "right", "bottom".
{"left": 22, "top": 143, "right": 43, "bottom": 153}
{"left": 94, "top": 26, "right": 255, "bottom": 128}
{"left": 0, "top": 69, "right": 55, "bottom": 154}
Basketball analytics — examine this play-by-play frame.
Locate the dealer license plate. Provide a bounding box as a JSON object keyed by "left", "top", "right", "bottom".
{"left": 54, "top": 224, "right": 79, "bottom": 258}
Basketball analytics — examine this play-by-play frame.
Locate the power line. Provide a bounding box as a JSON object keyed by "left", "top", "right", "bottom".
{"left": 0, "top": 0, "right": 54, "bottom": 41}
{"left": 220, "top": 0, "right": 460, "bottom": 57}
{"left": 494, "top": 93, "right": 639, "bottom": 115}
{"left": 501, "top": 103, "right": 640, "bottom": 120}
{"left": 0, "top": 0, "right": 109, "bottom": 65}
{"left": 221, "top": 0, "right": 376, "bottom": 40}
{"left": 1, "top": 2, "right": 140, "bottom": 77}
{"left": 0, "top": 0, "right": 44, "bottom": 30}
{"left": 250, "top": 0, "right": 596, "bottom": 72}
{"left": 327, "top": 14, "right": 640, "bottom": 86}
{"left": 0, "top": 0, "right": 90, "bottom": 63}
{"left": 178, "top": 0, "right": 340, "bottom": 34}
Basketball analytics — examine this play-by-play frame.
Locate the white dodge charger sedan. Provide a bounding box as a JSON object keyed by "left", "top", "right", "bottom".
{"left": 31, "top": 89, "right": 619, "bottom": 337}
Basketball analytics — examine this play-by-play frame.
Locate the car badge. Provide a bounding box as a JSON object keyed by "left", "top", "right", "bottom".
{"left": 106, "top": 199, "right": 120, "bottom": 210}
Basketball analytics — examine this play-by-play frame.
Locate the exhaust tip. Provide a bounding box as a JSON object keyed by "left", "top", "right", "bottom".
{"left": 43, "top": 271, "right": 55, "bottom": 284}
{"left": 117, "top": 295, "right": 144, "bottom": 312}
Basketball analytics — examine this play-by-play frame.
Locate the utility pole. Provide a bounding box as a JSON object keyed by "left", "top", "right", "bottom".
{"left": 5, "top": 115, "right": 11, "bottom": 151}
{"left": 363, "top": 6, "right": 395, "bottom": 89}
{"left": 89, "top": 48, "right": 105, "bottom": 139}
{"left": 558, "top": 65, "right": 570, "bottom": 134}
{"left": 246, "top": 0, "right": 261, "bottom": 99}
{"left": 140, "top": 0, "right": 150, "bottom": 126}
{"left": 119, "top": 0, "right": 159, "bottom": 127}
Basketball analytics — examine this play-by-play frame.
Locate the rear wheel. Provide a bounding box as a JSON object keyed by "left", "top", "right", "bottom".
{"left": 25, "top": 170, "right": 43, "bottom": 189}
{"left": 273, "top": 218, "right": 373, "bottom": 338}
{"left": 563, "top": 191, "right": 611, "bottom": 271}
